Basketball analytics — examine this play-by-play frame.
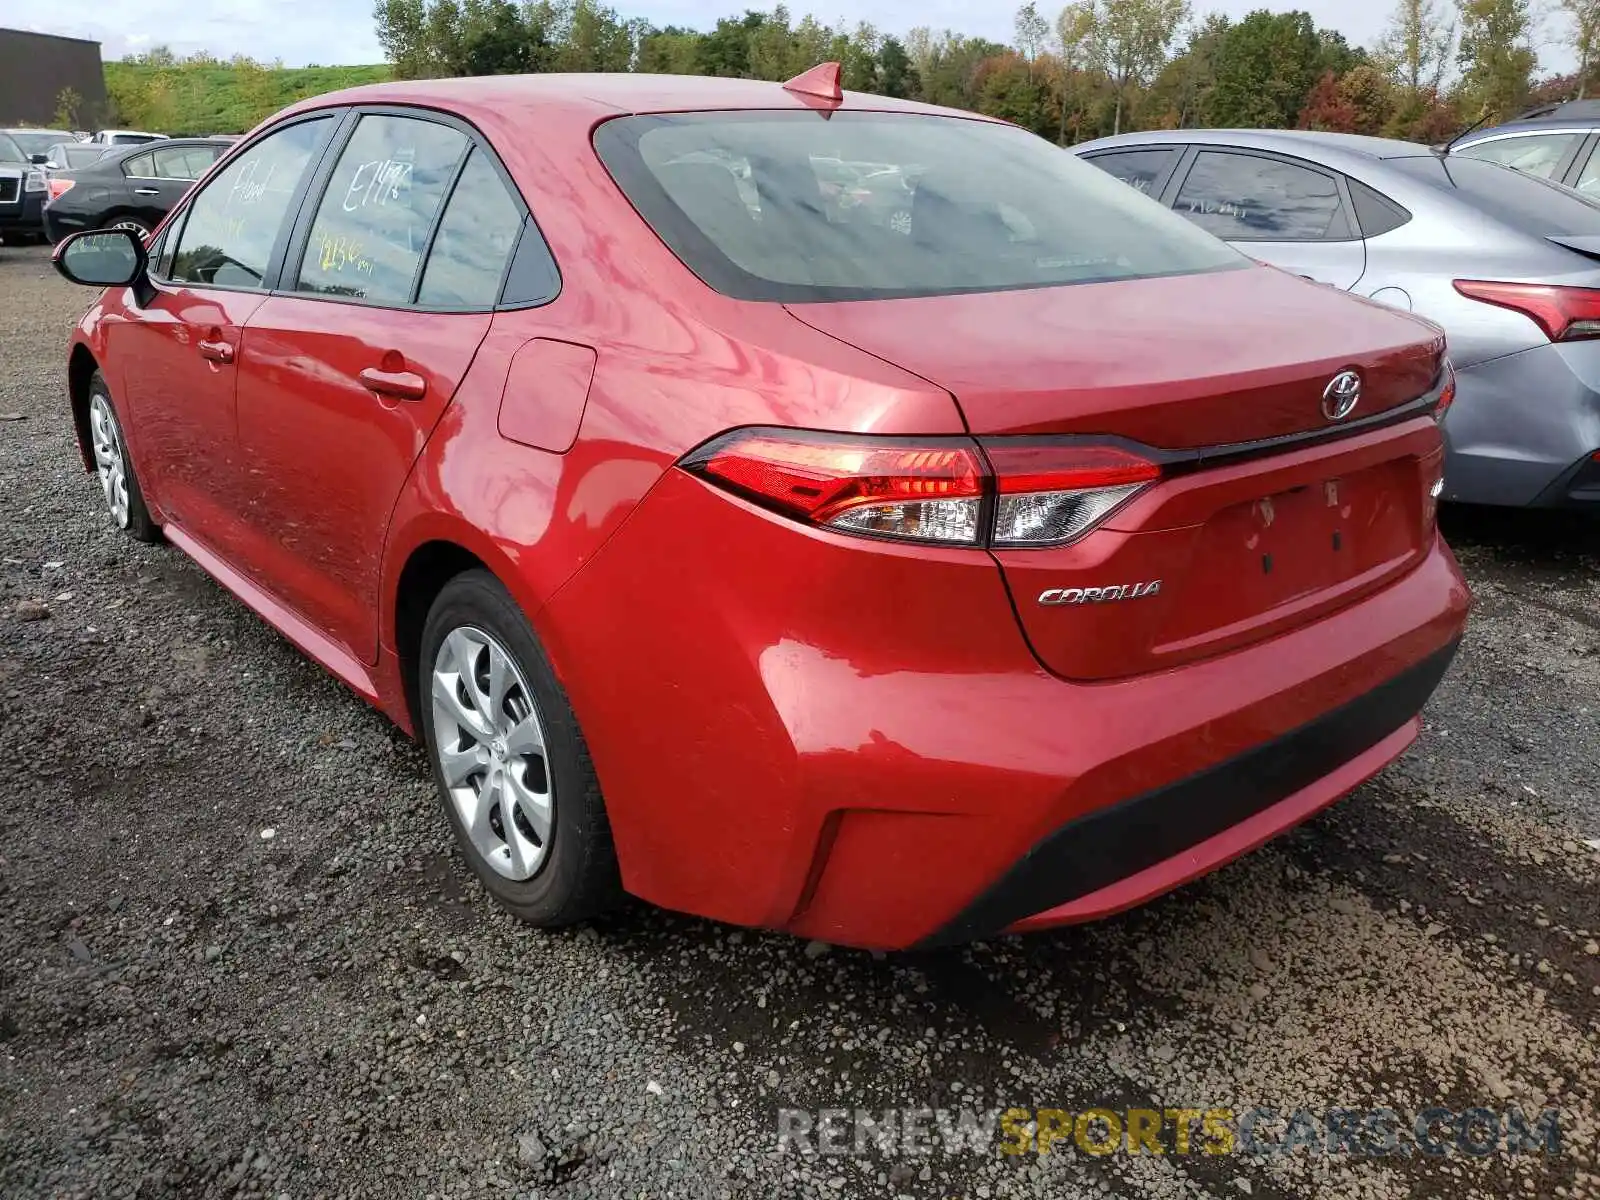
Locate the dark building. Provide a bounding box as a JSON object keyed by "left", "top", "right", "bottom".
{"left": 0, "top": 29, "right": 107, "bottom": 128}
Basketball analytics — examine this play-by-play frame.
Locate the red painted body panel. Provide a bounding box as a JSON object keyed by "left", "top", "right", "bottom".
{"left": 108, "top": 286, "right": 262, "bottom": 539}
{"left": 232, "top": 296, "right": 491, "bottom": 663}
{"left": 789, "top": 269, "right": 1445, "bottom": 446}
{"left": 541, "top": 465, "right": 1467, "bottom": 947}
{"left": 62, "top": 74, "right": 1472, "bottom": 950}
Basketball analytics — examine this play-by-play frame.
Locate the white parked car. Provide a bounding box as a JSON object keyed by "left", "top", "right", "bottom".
{"left": 89, "top": 130, "right": 168, "bottom": 147}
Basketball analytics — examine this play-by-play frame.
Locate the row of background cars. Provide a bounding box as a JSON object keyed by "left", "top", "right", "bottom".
{"left": 0, "top": 126, "right": 234, "bottom": 246}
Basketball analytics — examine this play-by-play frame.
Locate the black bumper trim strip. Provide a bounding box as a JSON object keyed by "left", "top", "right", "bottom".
{"left": 916, "top": 639, "right": 1461, "bottom": 948}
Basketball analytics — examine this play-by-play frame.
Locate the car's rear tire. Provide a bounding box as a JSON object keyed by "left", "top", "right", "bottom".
{"left": 87, "top": 371, "right": 160, "bottom": 543}
{"left": 419, "top": 570, "right": 622, "bottom": 926}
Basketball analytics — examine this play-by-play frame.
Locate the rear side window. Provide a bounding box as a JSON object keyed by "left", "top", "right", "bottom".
{"left": 170, "top": 117, "right": 333, "bottom": 288}
{"left": 1173, "top": 151, "right": 1352, "bottom": 241}
{"left": 1454, "top": 133, "right": 1579, "bottom": 179}
{"left": 1349, "top": 178, "right": 1412, "bottom": 237}
{"left": 1390, "top": 154, "right": 1600, "bottom": 235}
{"left": 1086, "top": 148, "right": 1180, "bottom": 197}
{"left": 295, "top": 113, "right": 467, "bottom": 304}
{"left": 416, "top": 148, "right": 523, "bottom": 308}
{"left": 122, "top": 152, "right": 153, "bottom": 178}
{"left": 151, "top": 145, "right": 218, "bottom": 181}
{"left": 594, "top": 112, "right": 1243, "bottom": 303}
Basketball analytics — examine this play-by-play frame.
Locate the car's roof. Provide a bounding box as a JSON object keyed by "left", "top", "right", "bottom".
{"left": 278, "top": 71, "right": 983, "bottom": 127}
{"left": 1076, "top": 128, "right": 1436, "bottom": 163}
{"left": 1454, "top": 117, "right": 1600, "bottom": 142}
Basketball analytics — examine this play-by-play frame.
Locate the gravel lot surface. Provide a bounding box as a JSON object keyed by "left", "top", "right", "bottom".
{"left": 1, "top": 242, "right": 1597, "bottom": 1200}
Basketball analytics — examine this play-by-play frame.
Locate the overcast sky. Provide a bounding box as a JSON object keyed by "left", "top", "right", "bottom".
{"left": 0, "top": 0, "right": 1577, "bottom": 74}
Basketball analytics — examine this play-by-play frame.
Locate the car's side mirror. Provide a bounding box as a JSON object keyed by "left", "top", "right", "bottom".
{"left": 29, "top": 153, "right": 48, "bottom": 165}
{"left": 53, "top": 228, "right": 147, "bottom": 288}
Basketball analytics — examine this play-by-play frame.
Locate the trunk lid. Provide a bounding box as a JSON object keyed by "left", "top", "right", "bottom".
{"left": 786, "top": 265, "right": 1443, "bottom": 447}
{"left": 787, "top": 266, "right": 1448, "bottom": 680}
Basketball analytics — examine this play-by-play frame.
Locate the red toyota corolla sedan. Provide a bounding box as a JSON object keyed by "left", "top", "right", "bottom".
{"left": 52, "top": 68, "right": 1470, "bottom": 949}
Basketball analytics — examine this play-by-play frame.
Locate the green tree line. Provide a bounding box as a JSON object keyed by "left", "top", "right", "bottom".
{"left": 89, "top": 0, "right": 1589, "bottom": 142}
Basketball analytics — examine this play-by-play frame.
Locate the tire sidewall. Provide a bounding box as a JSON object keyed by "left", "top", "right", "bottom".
{"left": 418, "top": 571, "right": 595, "bottom": 921}
{"left": 88, "top": 371, "right": 156, "bottom": 541}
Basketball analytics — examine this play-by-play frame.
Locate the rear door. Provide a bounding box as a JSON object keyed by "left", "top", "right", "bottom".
{"left": 232, "top": 110, "right": 524, "bottom": 664}
{"left": 1166, "top": 149, "right": 1367, "bottom": 290}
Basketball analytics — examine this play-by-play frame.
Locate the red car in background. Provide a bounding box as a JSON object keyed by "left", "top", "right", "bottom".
{"left": 52, "top": 66, "right": 1469, "bottom": 950}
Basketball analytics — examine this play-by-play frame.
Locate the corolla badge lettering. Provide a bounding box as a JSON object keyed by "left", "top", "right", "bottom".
{"left": 1038, "top": 581, "right": 1162, "bottom": 606}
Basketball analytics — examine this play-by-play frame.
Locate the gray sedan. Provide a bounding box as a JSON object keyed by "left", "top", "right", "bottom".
{"left": 1074, "top": 129, "right": 1600, "bottom": 509}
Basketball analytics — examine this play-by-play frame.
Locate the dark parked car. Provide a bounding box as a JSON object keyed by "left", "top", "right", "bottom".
{"left": 44, "top": 138, "right": 231, "bottom": 241}
{"left": 0, "top": 131, "right": 46, "bottom": 243}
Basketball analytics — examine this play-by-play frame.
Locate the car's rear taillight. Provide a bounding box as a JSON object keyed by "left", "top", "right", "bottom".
{"left": 46, "top": 177, "right": 73, "bottom": 202}
{"left": 682, "top": 430, "right": 1159, "bottom": 548}
{"left": 984, "top": 443, "right": 1161, "bottom": 547}
{"left": 1453, "top": 280, "right": 1600, "bottom": 342}
{"left": 1433, "top": 359, "right": 1456, "bottom": 422}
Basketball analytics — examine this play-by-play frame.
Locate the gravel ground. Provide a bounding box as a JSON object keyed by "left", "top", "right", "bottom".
{"left": 1, "top": 242, "right": 1597, "bottom": 1200}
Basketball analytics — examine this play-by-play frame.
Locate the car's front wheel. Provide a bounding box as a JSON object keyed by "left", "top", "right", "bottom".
{"left": 87, "top": 371, "right": 159, "bottom": 542}
{"left": 419, "top": 570, "right": 621, "bottom": 926}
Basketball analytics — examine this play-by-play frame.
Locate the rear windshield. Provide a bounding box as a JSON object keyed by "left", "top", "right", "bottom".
{"left": 58, "top": 146, "right": 106, "bottom": 167}
{"left": 595, "top": 111, "right": 1245, "bottom": 302}
{"left": 9, "top": 131, "right": 60, "bottom": 158}
{"left": 1391, "top": 154, "right": 1600, "bottom": 235}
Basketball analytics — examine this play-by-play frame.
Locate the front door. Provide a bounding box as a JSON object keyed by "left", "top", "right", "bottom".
{"left": 230, "top": 112, "right": 524, "bottom": 664}
{"left": 111, "top": 117, "right": 337, "bottom": 549}
{"left": 1169, "top": 149, "right": 1367, "bottom": 290}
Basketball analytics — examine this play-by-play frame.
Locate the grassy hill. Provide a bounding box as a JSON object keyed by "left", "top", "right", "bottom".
{"left": 101, "top": 61, "right": 392, "bottom": 135}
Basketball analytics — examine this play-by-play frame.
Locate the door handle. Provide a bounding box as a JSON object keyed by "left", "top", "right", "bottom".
{"left": 198, "top": 338, "right": 234, "bottom": 364}
{"left": 133, "top": 187, "right": 160, "bottom": 196}
{"left": 359, "top": 366, "right": 427, "bottom": 402}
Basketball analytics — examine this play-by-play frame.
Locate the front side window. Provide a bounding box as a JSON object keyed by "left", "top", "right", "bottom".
{"left": 1087, "top": 148, "right": 1181, "bottom": 197}
{"left": 416, "top": 149, "right": 524, "bottom": 308}
{"left": 170, "top": 117, "right": 333, "bottom": 289}
{"left": 295, "top": 114, "right": 467, "bottom": 304}
{"left": 595, "top": 112, "right": 1243, "bottom": 303}
{"left": 1173, "top": 151, "right": 1351, "bottom": 241}
{"left": 1455, "top": 133, "right": 1579, "bottom": 179}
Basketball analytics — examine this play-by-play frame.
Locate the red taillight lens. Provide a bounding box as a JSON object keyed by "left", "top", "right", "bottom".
{"left": 1453, "top": 280, "right": 1600, "bottom": 342}
{"left": 683, "top": 430, "right": 1160, "bottom": 547}
{"left": 1433, "top": 359, "right": 1456, "bottom": 422}
{"left": 46, "top": 177, "right": 73, "bottom": 202}
{"left": 688, "top": 431, "right": 986, "bottom": 544}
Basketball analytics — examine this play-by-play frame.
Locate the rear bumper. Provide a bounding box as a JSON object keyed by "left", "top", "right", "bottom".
{"left": 0, "top": 190, "right": 44, "bottom": 233}
{"left": 1444, "top": 341, "right": 1600, "bottom": 508}
{"left": 544, "top": 464, "right": 1472, "bottom": 950}
{"left": 919, "top": 639, "right": 1458, "bottom": 946}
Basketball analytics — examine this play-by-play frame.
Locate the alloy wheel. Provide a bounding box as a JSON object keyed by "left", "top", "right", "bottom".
{"left": 109, "top": 219, "right": 149, "bottom": 237}
{"left": 88, "top": 394, "right": 130, "bottom": 528}
{"left": 430, "top": 626, "right": 553, "bottom": 881}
